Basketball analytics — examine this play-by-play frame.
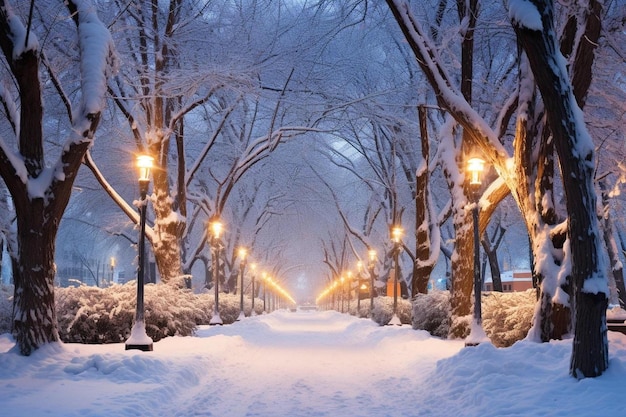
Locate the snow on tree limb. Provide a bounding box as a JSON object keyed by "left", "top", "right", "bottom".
{"left": 385, "top": 0, "right": 511, "bottom": 181}
{"left": 0, "top": 1, "right": 39, "bottom": 60}
{"left": 508, "top": 0, "right": 543, "bottom": 31}
{"left": 67, "top": 0, "right": 118, "bottom": 128}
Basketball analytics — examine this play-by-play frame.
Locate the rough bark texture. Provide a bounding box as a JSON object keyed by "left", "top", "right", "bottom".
{"left": 412, "top": 105, "right": 433, "bottom": 296}
{"left": 0, "top": 1, "right": 109, "bottom": 355}
{"left": 514, "top": 0, "right": 607, "bottom": 378}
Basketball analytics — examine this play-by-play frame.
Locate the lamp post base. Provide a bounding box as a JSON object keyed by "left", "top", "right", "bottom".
{"left": 125, "top": 343, "right": 154, "bottom": 352}
{"left": 387, "top": 314, "right": 402, "bottom": 326}
{"left": 464, "top": 319, "right": 489, "bottom": 347}
{"left": 237, "top": 311, "right": 246, "bottom": 321}
{"left": 209, "top": 313, "right": 223, "bottom": 325}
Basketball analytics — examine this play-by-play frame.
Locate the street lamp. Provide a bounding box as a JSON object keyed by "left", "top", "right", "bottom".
{"left": 340, "top": 275, "right": 345, "bottom": 313}
{"left": 250, "top": 263, "right": 257, "bottom": 315}
{"left": 466, "top": 156, "right": 486, "bottom": 346}
{"left": 356, "top": 261, "right": 363, "bottom": 313}
{"left": 209, "top": 219, "right": 224, "bottom": 325}
{"left": 237, "top": 247, "right": 248, "bottom": 321}
{"left": 346, "top": 271, "right": 352, "bottom": 314}
{"left": 262, "top": 272, "right": 268, "bottom": 314}
{"left": 368, "top": 249, "right": 376, "bottom": 316}
{"left": 389, "top": 225, "right": 403, "bottom": 326}
{"left": 126, "top": 154, "right": 154, "bottom": 351}
{"left": 109, "top": 256, "right": 116, "bottom": 287}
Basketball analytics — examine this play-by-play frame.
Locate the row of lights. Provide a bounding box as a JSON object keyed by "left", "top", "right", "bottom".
{"left": 314, "top": 155, "right": 487, "bottom": 337}
{"left": 125, "top": 154, "right": 296, "bottom": 351}
{"left": 316, "top": 248, "right": 379, "bottom": 314}
{"left": 315, "top": 225, "right": 404, "bottom": 324}
{"left": 125, "top": 153, "right": 486, "bottom": 348}
{"left": 207, "top": 219, "right": 295, "bottom": 324}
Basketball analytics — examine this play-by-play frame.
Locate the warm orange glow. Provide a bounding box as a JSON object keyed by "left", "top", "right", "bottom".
{"left": 238, "top": 247, "right": 247, "bottom": 260}
{"left": 136, "top": 154, "right": 154, "bottom": 182}
{"left": 210, "top": 220, "right": 223, "bottom": 239}
{"left": 391, "top": 226, "right": 403, "bottom": 243}
{"left": 368, "top": 249, "right": 377, "bottom": 263}
{"left": 467, "top": 157, "right": 485, "bottom": 185}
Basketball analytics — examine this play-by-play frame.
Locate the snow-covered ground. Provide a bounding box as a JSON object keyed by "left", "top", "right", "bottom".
{"left": 1, "top": 310, "right": 625, "bottom": 416}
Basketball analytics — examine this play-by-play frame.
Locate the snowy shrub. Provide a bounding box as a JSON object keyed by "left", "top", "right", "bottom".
{"left": 195, "top": 292, "right": 261, "bottom": 324}
{"left": 412, "top": 291, "right": 450, "bottom": 338}
{"left": 348, "top": 299, "right": 372, "bottom": 318}
{"left": 409, "top": 289, "right": 535, "bottom": 346}
{"left": 56, "top": 283, "right": 204, "bottom": 344}
{"left": 482, "top": 289, "right": 535, "bottom": 347}
{"left": 0, "top": 285, "right": 13, "bottom": 334}
{"left": 370, "top": 296, "right": 412, "bottom": 326}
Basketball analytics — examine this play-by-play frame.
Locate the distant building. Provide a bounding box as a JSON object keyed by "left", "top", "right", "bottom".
{"left": 485, "top": 270, "right": 533, "bottom": 292}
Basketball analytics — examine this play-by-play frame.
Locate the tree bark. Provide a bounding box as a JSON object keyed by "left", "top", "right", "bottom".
{"left": 413, "top": 105, "right": 434, "bottom": 296}
{"left": 513, "top": 0, "right": 608, "bottom": 378}
{"left": 0, "top": 1, "right": 112, "bottom": 355}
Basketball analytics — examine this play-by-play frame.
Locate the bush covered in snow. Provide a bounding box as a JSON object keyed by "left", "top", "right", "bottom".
{"left": 0, "top": 282, "right": 536, "bottom": 347}
{"left": 482, "top": 289, "right": 535, "bottom": 347}
{"left": 411, "top": 289, "right": 536, "bottom": 347}
{"left": 0, "top": 285, "right": 12, "bottom": 334}
{"left": 370, "top": 296, "right": 412, "bottom": 325}
{"left": 412, "top": 291, "right": 450, "bottom": 338}
{"left": 56, "top": 283, "right": 206, "bottom": 343}
{"left": 0, "top": 282, "right": 276, "bottom": 344}
{"left": 195, "top": 292, "right": 265, "bottom": 324}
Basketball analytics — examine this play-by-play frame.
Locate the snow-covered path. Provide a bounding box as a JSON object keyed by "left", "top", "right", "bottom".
{"left": 165, "top": 311, "right": 462, "bottom": 417}
{"left": 2, "top": 309, "right": 626, "bottom": 416}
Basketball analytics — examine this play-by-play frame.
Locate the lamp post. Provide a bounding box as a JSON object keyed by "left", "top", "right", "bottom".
{"left": 389, "top": 225, "right": 403, "bottom": 326}
{"left": 262, "top": 272, "right": 267, "bottom": 314}
{"left": 126, "top": 154, "right": 154, "bottom": 351}
{"left": 209, "top": 219, "right": 224, "bottom": 325}
{"left": 340, "top": 275, "right": 345, "bottom": 313}
{"left": 368, "top": 249, "right": 376, "bottom": 316}
{"left": 109, "top": 256, "right": 116, "bottom": 287}
{"left": 466, "top": 156, "right": 486, "bottom": 346}
{"left": 356, "top": 261, "right": 363, "bottom": 313}
{"left": 346, "top": 271, "right": 352, "bottom": 314}
{"left": 237, "top": 247, "right": 247, "bottom": 321}
{"left": 250, "top": 263, "right": 257, "bottom": 316}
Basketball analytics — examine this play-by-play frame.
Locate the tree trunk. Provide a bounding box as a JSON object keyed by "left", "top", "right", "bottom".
{"left": 482, "top": 238, "right": 502, "bottom": 292}
{"left": 413, "top": 105, "right": 434, "bottom": 296}
{"left": 12, "top": 202, "right": 60, "bottom": 355}
{"left": 149, "top": 139, "right": 185, "bottom": 286}
{"left": 600, "top": 180, "right": 626, "bottom": 308}
{"left": 514, "top": 0, "right": 608, "bottom": 378}
{"left": 449, "top": 211, "right": 474, "bottom": 338}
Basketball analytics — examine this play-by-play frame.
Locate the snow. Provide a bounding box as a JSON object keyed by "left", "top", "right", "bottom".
{"left": 124, "top": 321, "right": 154, "bottom": 346}
{"left": 2, "top": 309, "right": 626, "bottom": 416}
{"left": 508, "top": 0, "right": 543, "bottom": 31}
{"left": 6, "top": 6, "right": 39, "bottom": 59}
{"left": 74, "top": 0, "right": 118, "bottom": 116}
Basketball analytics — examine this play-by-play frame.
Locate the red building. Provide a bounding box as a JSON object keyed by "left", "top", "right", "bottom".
{"left": 485, "top": 270, "right": 533, "bottom": 292}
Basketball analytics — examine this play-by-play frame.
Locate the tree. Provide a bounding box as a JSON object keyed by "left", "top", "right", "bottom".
{"left": 384, "top": 0, "right": 612, "bottom": 377}
{"left": 512, "top": 0, "right": 607, "bottom": 379}
{"left": 0, "top": 0, "right": 116, "bottom": 355}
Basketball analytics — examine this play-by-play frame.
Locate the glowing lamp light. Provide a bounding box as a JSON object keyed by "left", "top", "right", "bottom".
{"left": 467, "top": 157, "right": 485, "bottom": 186}
{"left": 391, "top": 226, "right": 403, "bottom": 244}
{"left": 136, "top": 154, "right": 154, "bottom": 183}
{"left": 238, "top": 247, "right": 248, "bottom": 261}
{"left": 210, "top": 220, "right": 223, "bottom": 240}
{"left": 368, "top": 249, "right": 377, "bottom": 263}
